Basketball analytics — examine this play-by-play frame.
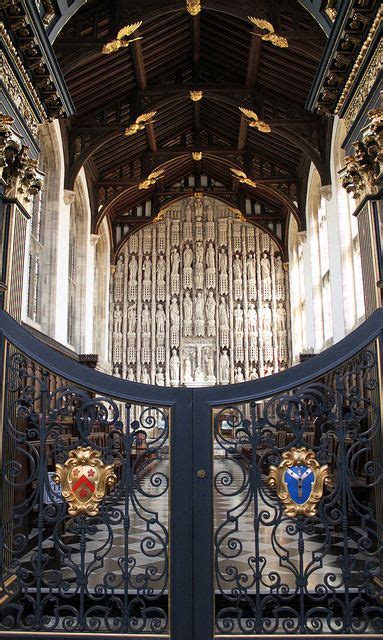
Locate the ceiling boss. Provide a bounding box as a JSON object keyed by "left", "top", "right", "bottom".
{"left": 248, "top": 16, "right": 288, "bottom": 48}
{"left": 102, "top": 21, "right": 143, "bottom": 54}
{"left": 186, "top": 0, "right": 201, "bottom": 16}
{"left": 268, "top": 447, "right": 331, "bottom": 517}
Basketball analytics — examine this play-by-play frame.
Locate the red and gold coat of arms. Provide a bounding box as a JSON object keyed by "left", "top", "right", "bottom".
{"left": 54, "top": 446, "right": 117, "bottom": 516}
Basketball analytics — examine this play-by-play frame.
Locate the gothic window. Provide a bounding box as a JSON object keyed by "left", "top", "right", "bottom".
{"left": 308, "top": 170, "right": 333, "bottom": 349}
{"left": 288, "top": 217, "right": 306, "bottom": 361}
{"left": 334, "top": 120, "right": 365, "bottom": 330}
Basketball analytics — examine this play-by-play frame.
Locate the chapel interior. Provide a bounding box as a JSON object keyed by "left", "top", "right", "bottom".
{"left": 0, "top": 0, "right": 382, "bottom": 637}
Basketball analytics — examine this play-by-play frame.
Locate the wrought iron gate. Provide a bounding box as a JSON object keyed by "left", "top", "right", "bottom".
{"left": 1, "top": 309, "right": 383, "bottom": 639}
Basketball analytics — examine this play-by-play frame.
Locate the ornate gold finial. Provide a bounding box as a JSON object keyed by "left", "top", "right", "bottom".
{"left": 194, "top": 191, "right": 203, "bottom": 198}
{"left": 102, "top": 21, "right": 143, "bottom": 54}
{"left": 124, "top": 111, "right": 156, "bottom": 137}
{"left": 230, "top": 167, "right": 257, "bottom": 188}
{"left": 239, "top": 107, "right": 271, "bottom": 133}
{"left": 190, "top": 90, "right": 203, "bottom": 102}
{"left": 268, "top": 447, "right": 331, "bottom": 517}
{"left": 248, "top": 16, "right": 288, "bottom": 48}
{"left": 138, "top": 168, "right": 165, "bottom": 190}
{"left": 186, "top": 0, "right": 201, "bottom": 16}
{"left": 54, "top": 446, "right": 117, "bottom": 517}
{"left": 192, "top": 151, "right": 202, "bottom": 161}
{"left": 325, "top": 0, "right": 337, "bottom": 21}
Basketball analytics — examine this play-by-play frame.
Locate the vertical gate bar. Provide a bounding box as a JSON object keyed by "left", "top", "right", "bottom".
{"left": 250, "top": 401, "right": 261, "bottom": 633}
{"left": 123, "top": 402, "right": 131, "bottom": 632}
{"left": 192, "top": 387, "right": 213, "bottom": 639}
{"left": 35, "top": 369, "right": 49, "bottom": 629}
{"left": 171, "top": 388, "right": 193, "bottom": 640}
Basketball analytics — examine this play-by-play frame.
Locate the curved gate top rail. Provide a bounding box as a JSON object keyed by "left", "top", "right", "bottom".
{"left": 0, "top": 308, "right": 382, "bottom": 404}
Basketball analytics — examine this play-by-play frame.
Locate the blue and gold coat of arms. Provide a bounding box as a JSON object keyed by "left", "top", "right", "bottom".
{"left": 268, "top": 447, "right": 330, "bottom": 517}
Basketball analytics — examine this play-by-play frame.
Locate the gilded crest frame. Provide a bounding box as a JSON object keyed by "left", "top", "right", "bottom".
{"left": 54, "top": 446, "right": 117, "bottom": 517}
{"left": 267, "top": 447, "right": 331, "bottom": 517}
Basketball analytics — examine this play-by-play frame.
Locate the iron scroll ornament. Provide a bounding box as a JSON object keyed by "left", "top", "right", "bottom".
{"left": 267, "top": 447, "right": 331, "bottom": 517}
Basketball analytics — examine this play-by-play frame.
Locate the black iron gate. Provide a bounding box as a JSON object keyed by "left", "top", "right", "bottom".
{"left": 1, "top": 309, "right": 383, "bottom": 639}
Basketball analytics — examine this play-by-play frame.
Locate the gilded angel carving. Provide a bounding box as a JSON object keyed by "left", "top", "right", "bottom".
{"left": 239, "top": 107, "right": 271, "bottom": 133}
{"left": 124, "top": 111, "right": 157, "bottom": 137}
{"left": 102, "top": 22, "right": 143, "bottom": 55}
{"left": 248, "top": 16, "right": 288, "bottom": 48}
{"left": 138, "top": 169, "right": 165, "bottom": 190}
{"left": 230, "top": 168, "right": 257, "bottom": 188}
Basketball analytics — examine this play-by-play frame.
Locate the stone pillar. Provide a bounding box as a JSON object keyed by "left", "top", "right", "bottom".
{"left": 340, "top": 108, "right": 383, "bottom": 316}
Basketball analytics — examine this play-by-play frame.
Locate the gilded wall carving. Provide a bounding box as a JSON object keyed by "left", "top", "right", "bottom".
{"left": 110, "top": 196, "right": 290, "bottom": 386}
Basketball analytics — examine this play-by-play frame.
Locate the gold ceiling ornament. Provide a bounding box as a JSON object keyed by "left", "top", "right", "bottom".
{"left": 102, "top": 21, "right": 143, "bottom": 54}
{"left": 153, "top": 207, "right": 168, "bottom": 223}
{"left": 54, "top": 446, "right": 117, "bottom": 517}
{"left": 192, "top": 151, "right": 202, "bottom": 161}
{"left": 248, "top": 16, "right": 288, "bottom": 48}
{"left": 138, "top": 168, "right": 165, "bottom": 189}
{"left": 239, "top": 107, "right": 271, "bottom": 133}
{"left": 230, "top": 167, "right": 257, "bottom": 188}
{"left": 193, "top": 191, "right": 203, "bottom": 198}
{"left": 228, "top": 207, "right": 246, "bottom": 222}
{"left": 190, "top": 90, "right": 203, "bottom": 102}
{"left": 124, "top": 111, "right": 157, "bottom": 137}
{"left": 268, "top": 447, "right": 331, "bottom": 518}
{"left": 186, "top": 0, "right": 201, "bottom": 16}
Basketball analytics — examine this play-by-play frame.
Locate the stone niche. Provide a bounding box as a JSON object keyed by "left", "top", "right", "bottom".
{"left": 110, "top": 196, "right": 289, "bottom": 386}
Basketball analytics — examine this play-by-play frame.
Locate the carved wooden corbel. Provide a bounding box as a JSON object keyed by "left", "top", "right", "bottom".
{"left": 0, "top": 114, "right": 42, "bottom": 200}
{"left": 340, "top": 108, "right": 383, "bottom": 199}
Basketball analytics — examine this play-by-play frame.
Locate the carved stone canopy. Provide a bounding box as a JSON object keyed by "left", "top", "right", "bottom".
{"left": 0, "top": 114, "right": 42, "bottom": 200}
{"left": 340, "top": 107, "right": 383, "bottom": 200}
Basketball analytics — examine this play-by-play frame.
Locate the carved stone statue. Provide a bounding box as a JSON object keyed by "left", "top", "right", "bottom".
{"left": 184, "top": 354, "right": 192, "bottom": 382}
{"left": 142, "top": 255, "right": 152, "bottom": 282}
{"left": 156, "top": 366, "right": 165, "bottom": 386}
{"left": 171, "top": 249, "right": 180, "bottom": 274}
{"left": 127, "top": 304, "right": 137, "bottom": 334}
{"left": 234, "top": 303, "right": 244, "bottom": 334}
{"left": 219, "top": 349, "right": 230, "bottom": 384}
{"left": 127, "top": 366, "right": 135, "bottom": 381}
{"left": 248, "top": 303, "right": 257, "bottom": 334}
{"left": 276, "top": 302, "right": 287, "bottom": 331}
{"left": 260, "top": 252, "right": 270, "bottom": 279}
{"left": 141, "top": 366, "right": 151, "bottom": 384}
{"left": 170, "top": 297, "right": 180, "bottom": 328}
{"left": 183, "top": 290, "right": 193, "bottom": 323}
{"left": 234, "top": 366, "right": 244, "bottom": 383}
{"left": 156, "top": 303, "right": 166, "bottom": 336}
{"left": 184, "top": 243, "right": 193, "bottom": 268}
{"left": 196, "top": 241, "right": 203, "bottom": 264}
{"left": 113, "top": 305, "right": 123, "bottom": 334}
{"left": 114, "top": 255, "right": 124, "bottom": 300}
{"left": 262, "top": 302, "right": 272, "bottom": 332}
{"left": 170, "top": 348, "right": 180, "bottom": 382}
{"left": 205, "top": 291, "right": 216, "bottom": 323}
{"left": 249, "top": 367, "right": 258, "bottom": 380}
{"left": 233, "top": 254, "right": 242, "bottom": 281}
{"left": 219, "top": 249, "right": 227, "bottom": 274}
{"left": 206, "top": 242, "right": 215, "bottom": 269}
{"left": 247, "top": 256, "right": 256, "bottom": 281}
{"left": 142, "top": 303, "right": 151, "bottom": 334}
{"left": 218, "top": 297, "right": 229, "bottom": 328}
{"left": 129, "top": 255, "right": 138, "bottom": 281}
{"left": 157, "top": 255, "right": 166, "bottom": 284}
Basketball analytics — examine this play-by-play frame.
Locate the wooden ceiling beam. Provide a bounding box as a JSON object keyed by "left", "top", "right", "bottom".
{"left": 101, "top": 175, "right": 297, "bottom": 186}
{"left": 192, "top": 14, "right": 201, "bottom": 81}
{"left": 130, "top": 33, "right": 158, "bottom": 153}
